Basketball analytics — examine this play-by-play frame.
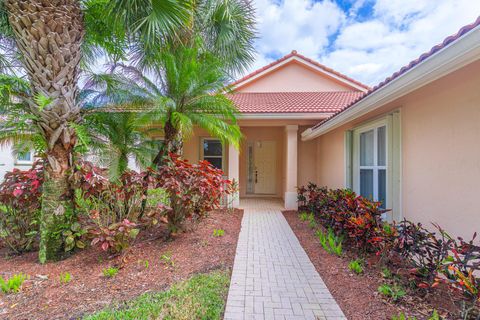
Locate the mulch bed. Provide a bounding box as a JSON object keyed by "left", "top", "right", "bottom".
{"left": 0, "top": 209, "right": 243, "bottom": 320}
{"left": 283, "top": 210, "right": 465, "bottom": 320}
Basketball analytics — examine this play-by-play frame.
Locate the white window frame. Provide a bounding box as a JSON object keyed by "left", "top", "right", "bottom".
{"left": 354, "top": 119, "right": 388, "bottom": 205}
{"left": 199, "top": 138, "right": 225, "bottom": 171}
{"left": 15, "top": 150, "right": 34, "bottom": 165}
{"left": 347, "top": 111, "right": 402, "bottom": 221}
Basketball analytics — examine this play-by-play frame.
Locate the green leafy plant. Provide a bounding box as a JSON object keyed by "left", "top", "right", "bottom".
{"left": 315, "top": 228, "right": 343, "bottom": 256}
{"left": 378, "top": 283, "right": 406, "bottom": 302}
{"left": 160, "top": 252, "right": 175, "bottom": 268}
{"left": 144, "top": 260, "right": 149, "bottom": 269}
{"left": 0, "top": 273, "right": 28, "bottom": 294}
{"left": 212, "top": 229, "right": 225, "bottom": 237}
{"left": 381, "top": 267, "right": 394, "bottom": 279}
{"left": 299, "top": 211, "right": 309, "bottom": 221}
{"left": 59, "top": 272, "right": 72, "bottom": 284}
{"left": 62, "top": 221, "right": 86, "bottom": 252}
{"left": 102, "top": 267, "right": 119, "bottom": 278}
{"left": 308, "top": 219, "right": 317, "bottom": 229}
{"left": 348, "top": 259, "right": 364, "bottom": 275}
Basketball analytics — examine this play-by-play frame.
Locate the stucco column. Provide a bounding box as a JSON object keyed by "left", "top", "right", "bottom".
{"left": 228, "top": 143, "right": 240, "bottom": 208}
{"left": 284, "top": 125, "right": 298, "bottom": 210}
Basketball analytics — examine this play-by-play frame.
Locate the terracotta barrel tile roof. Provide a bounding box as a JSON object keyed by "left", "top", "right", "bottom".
{"left": 227, "top": 91, "right": 365, "bottom": 113}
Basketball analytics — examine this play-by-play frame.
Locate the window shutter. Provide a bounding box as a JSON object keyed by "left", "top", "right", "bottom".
{"left": 344, "top": 130, "right": 353, "bottom": 189}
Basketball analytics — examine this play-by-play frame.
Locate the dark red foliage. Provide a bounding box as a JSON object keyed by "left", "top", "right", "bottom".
{"left": 394, "top": 220, "right": 453, "bottom": 288}
{"left": 72, "top": 161, "right": 147, "bottom": 253}
{"left": 298, "top": 183, "right": 391, "bottom": 253}
{"left": 0, "top": 160, "right": 43, "bottom": 212}
{"left": 153, "top": 153, "right": 234, "bottom": 232}
{"left": 0, "top": 161, "right": 44, "bottom": 253}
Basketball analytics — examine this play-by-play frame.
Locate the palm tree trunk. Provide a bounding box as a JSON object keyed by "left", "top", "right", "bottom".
{"left": 153, "top": 118, "right": 183, "bottom": 166}
{"left": 6, "top": 0, "right": 84, "bottom": 263}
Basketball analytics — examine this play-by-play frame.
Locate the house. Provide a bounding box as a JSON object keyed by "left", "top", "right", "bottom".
{"left": 180, "top": 50, "right": 369, "bottom": 210}
{"left": 0, "top": 115, "right": 35, "bottom": 180}
{"left": 300, "top": 17, "right": 480, "bottom": 239}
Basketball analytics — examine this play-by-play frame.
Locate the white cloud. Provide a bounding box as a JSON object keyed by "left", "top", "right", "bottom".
{"left": 247, "top": 0, "right": 480, "bottom": 86}
{"left": 250, "top": 0, "right": 345, "bottom": 70}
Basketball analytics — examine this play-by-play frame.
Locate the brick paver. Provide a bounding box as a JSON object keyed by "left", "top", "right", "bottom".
{"left": 224, "top": 199, "right": 346, "bottom": 320}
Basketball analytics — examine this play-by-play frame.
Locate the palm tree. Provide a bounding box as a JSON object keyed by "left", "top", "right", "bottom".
{"left": 84, "top": 41, "right": 242, "bottom": 165}
{"left": 83, "top": 111, "right": 161, "bottom": 180}
{"left": 0, "top": 0, "right": 191, "bottom": 263}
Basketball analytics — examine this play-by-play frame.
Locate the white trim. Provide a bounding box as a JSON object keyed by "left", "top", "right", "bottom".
{"left": 233, "top": 55, "right": 369, "bottom": 92}
{"left": 239, "top": 112, "right": 333, "bottom": 120}
{"left": 15, "top": 150, "right": 34, "bottom": 165}
{"left": 302, "top": 24, "right": 480, "bottom": 141}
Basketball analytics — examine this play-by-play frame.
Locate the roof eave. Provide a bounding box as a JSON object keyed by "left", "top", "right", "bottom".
{"left": 302, "top": 24, "right": 480, "bottom": 141}
{"left": 239, "top": 112, "right": 334, "bottom": 120}
{"left": 232, "top": 54, "right": 370, "bottom": 93}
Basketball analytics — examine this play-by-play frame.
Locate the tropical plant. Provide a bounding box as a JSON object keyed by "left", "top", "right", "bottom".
{"left": 0, "top": 273, "right": 28, "bottom": 294}
{"left": 0, "top": 0, "right": 191, "bottom": 263}
{"left": 153, "top": 154, "right": 235, "bottom": 234}
{"left": 378, "top": 283, "right": 406, "bottom": 302}
{"left": 348, "top": 259, "right": 364, "bottom": 275}
{"left": 102, "top": 266, "right": 119, "bottom": 278}
{"left": 394, "top": 220, "right": 453, "bottom": 288}
{"left": 83, "top": 41, "right": 243, "bottom": 165}
{"left": 0, "top": 161, "right": 43, "bottom": 253}
{"left": 82, "top": 111, "right": 161, "bottom": 179}
{"left": 59, "top": 272, "right": 72, "bottom": 284}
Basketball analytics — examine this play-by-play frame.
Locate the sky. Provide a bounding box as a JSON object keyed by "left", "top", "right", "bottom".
{"left": 248, "top": 0, "right": 480, "bottom": 86}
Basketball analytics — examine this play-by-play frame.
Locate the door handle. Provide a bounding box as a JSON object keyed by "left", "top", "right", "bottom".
{"left": 255, "top": 170, "right": 258, "bottom": 183}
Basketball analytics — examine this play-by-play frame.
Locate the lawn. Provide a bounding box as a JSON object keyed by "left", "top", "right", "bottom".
{"left": 85, "top": 270, "right": 230, "bottom": 320}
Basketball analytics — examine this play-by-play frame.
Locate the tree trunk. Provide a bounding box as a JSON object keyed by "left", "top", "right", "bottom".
{"left": 153, "top": 118, "right": 183, "bottom": 166}
{"left": 6, "top": 0, "right": 84, "bottom": 263}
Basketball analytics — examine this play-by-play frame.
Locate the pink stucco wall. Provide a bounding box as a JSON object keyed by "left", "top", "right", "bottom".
{"left": 236, "top": 62, "right": 354, "bottom": 93}
{"left": 314, "top": 60, "right": 480, "bottom": 239}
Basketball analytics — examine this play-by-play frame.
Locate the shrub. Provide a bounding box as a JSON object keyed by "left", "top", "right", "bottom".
{"left": 73, "top": 162, "right": 146, "bottom": 254}
{"left": 153, "top": 154, "right": 234, "bottom": 233}
{"left": 393, "top": 220, "right": 452, "bottom": 288}
{"left": 0, "top": 273, "right": 28, "bottom": 294}
{"left": 438, "top": 230, "right": 480, "bottom": 319}
{"left": 102, "top": 267, "right": 119, "bottom": 278}
{"left": 349, "top": 259, "right": 364, "bottom": 275}
{"left": 89, "top": 219, "right": 140, "bottom": 254}
{"left": 298, "top": 184, "right": 392, "bottom": 253}
{"left": 0, "top": 162, "right": 43, "bottom": 253}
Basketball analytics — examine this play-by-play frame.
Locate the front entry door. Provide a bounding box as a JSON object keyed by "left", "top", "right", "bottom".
{"left": 248, "top": 140, "right": 276, "bottom": 194}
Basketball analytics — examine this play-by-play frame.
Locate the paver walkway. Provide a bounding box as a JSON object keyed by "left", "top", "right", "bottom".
{"left": 224, "top": 198, "right": 346, "bottom": 320}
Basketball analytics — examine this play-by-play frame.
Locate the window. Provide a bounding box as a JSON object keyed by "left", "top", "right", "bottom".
{"left": 201, "top": 138, "right": 224, "bottom": 170}
{"left": 346, "top": 111, "right": 401, "bottom": 221}
{"left": 16, "top": 151, "right": 33, "bottom": 164}
{"left": 358, "top": 125, "right": 387, "bottom": 207}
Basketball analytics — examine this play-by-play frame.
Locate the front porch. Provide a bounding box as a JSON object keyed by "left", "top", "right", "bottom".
{"left": 228, "top": 124, "right": 300, "bottom": 210}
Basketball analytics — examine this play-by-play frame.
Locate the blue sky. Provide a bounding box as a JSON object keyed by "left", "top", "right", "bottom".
{"left": 248, "top": 0, "right": 480, "bottom": 86}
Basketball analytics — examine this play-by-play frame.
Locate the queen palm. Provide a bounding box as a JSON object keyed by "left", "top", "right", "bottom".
{"left": 0, "top": 0, "right": 191, "bottom": 262}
